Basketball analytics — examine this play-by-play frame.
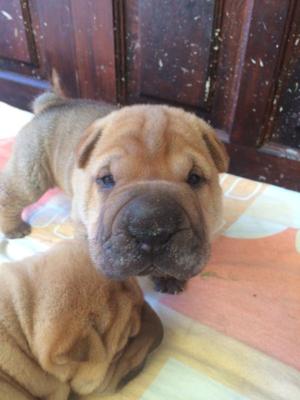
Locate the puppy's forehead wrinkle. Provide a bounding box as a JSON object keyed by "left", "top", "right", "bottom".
{"left": 142, "top": 107, "right": 169, "bottom": 155}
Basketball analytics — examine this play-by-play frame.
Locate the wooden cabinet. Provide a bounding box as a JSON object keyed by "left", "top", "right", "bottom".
{"left": 0, "top": 0, "right": 299, "bottom": 190}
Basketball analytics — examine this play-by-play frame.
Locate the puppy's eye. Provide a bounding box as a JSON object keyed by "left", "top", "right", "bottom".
{"left": 187, "top": 172, "right": 206, "bottom": 188}
{"left": 96, "top": 174, "right": 115, "bottom": 189}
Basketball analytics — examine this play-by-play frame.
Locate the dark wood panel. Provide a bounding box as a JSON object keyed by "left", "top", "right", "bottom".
{"left": 70, "top": 0, "right": 116, "bottom": 102}
{"left": 124, "top": 0, "right": 219, "bottom": 108}
{"left": 29, "top": 0, "right": 117, "bottom": 101}
{"left": 274, "top": 57, "right": 300, "bottom": 149}
{"left": 0, "top": 0, "right": 36, "bottom": 63}
{"left": 227, "top": 141, "right": 300, "bottom": 192}
{"left": 212, "top": 0, "right": 292, "bottom": 146}
{"left": 29, "top": 0, "right": 79, "bottom": 97}
{"left": 217, "top": 131, "right": 300, "bottom": 191}
{"left": 0, "top": 0, "right": 117, "bottom": 108}
{"left": 271, "top": 2, "right": 300, "bottom": 149}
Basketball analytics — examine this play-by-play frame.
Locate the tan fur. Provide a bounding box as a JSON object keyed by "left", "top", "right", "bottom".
{"left": 0, "top": 239, "right": 163, "bottom": 399}
{"left": 0, "top": 91, "right": 228, "bottom": 290}
{"left": 72, "top": 105, "right": 228, "bottom": 247}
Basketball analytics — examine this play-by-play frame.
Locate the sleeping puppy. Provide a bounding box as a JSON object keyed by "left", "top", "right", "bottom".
{"left": 0, "top": 84, "right": 228, "bottom": 293}
{"left": 0, "top": 239, "right": 163, "bottom": 400}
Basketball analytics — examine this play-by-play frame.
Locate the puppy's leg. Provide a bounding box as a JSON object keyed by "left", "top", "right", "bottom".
{"left": 0, "top": 177, "right": 32, "bottom": 238}
{"left": 45, "top": 384, "right": 70, "bottom": 400}
{"left": 105, "top": 302, "right": 163, "bottom": 393}
{"left": 0, "top": 378, "right": 34, "bottom": 400}
{"left": 76, "top": 304, "right": 163, "bottom": 400}
{"left": 0, "top": 154, "right": 52, "bottom": 239}
{"left": 151, "top": 276, "right": 187, "bottom": 294}
{"left": 0, "top": 378, "right": 69, "bottom": 400}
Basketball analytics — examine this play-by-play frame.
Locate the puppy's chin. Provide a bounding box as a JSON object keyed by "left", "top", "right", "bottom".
{"left": 88, "top": 231, "right": 210, "bottom": 281}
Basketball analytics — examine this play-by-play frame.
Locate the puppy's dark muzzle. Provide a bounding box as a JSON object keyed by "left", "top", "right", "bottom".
{"left": 91, "top": 182, "right": 209, "bottom": 280}
{"left": 122, "top": 193, "right": 183, "bottom": 255}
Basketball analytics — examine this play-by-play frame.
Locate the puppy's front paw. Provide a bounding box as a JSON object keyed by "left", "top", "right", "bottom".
{"left": 5, "top": 221, "right": 31, "bottom": 239}
{"left": 151, "top": 276, "right": 186, "bottom": 294}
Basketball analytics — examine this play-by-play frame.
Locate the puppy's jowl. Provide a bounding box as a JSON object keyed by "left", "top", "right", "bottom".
{"left": 0, "top": 89, "right": 228, "bottom": 293}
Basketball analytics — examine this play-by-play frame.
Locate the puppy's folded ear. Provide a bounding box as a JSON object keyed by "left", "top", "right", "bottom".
{"left": 202, "top": 128, "right": 229, "bottom": 173}
{"left": 77, "top": 119, "right": 104, "bottom": 168}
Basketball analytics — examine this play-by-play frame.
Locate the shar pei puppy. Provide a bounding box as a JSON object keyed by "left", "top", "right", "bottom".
{"left": 0, "top": 239, "right": 163, "bottom": 400}
{"left": 0, "top": 86, "right": 228, "bottom": 293}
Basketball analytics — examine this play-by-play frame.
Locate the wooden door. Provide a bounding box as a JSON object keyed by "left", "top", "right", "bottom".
{"left": 0, "top": 0, "right": 299, "bottom": 190}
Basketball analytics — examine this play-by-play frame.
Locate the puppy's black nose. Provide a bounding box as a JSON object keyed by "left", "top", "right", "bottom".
{"left": 124, "top": 193, "right": 183, "bottom": 253}
{"left": 135, "top": 227, "right": 173, "bottom": 253}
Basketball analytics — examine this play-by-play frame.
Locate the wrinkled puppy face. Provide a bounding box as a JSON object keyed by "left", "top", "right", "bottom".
{"left": 75, "top": 105, "right": 228, "bottom": 280}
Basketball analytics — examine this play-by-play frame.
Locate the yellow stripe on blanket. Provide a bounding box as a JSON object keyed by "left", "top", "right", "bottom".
{"left": 95, "top": 304, "right": 300, "bottom": 400}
